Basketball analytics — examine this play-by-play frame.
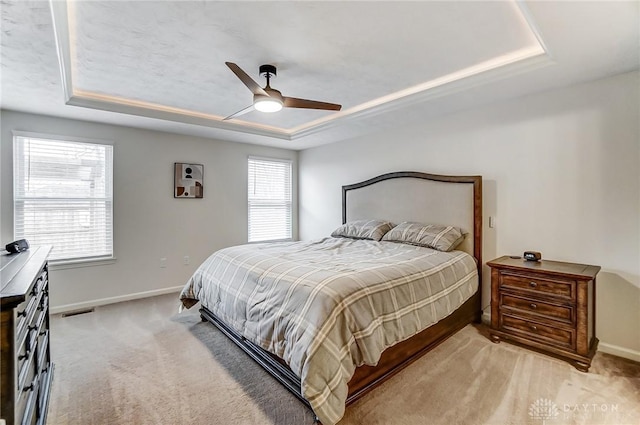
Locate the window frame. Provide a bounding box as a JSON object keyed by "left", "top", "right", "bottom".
{"left": 12, "top": 130, "right": 115, "bottom": 267}
{"left": 247, "top": 156, "right": 293, "bottom": 243}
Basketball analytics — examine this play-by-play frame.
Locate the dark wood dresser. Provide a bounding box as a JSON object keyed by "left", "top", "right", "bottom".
{"left": 487, "top": 255, "right": 600, "bottom": 372}
{"left": 1, "top": 246, "right": 53, "bottom": 425}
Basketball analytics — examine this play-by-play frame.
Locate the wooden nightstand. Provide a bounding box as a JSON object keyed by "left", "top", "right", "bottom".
{"left": 487, "top": 255, "right": 600, "bottom": 372}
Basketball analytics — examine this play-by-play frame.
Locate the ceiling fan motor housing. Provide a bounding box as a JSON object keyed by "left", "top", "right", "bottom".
{"left": 259, "top": 64, "right": 277, "bottom": 79}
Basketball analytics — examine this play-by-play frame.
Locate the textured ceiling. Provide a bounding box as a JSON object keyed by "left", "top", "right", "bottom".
{"left": 69, "top": 1, "right": 539, "bottom": 129}
{"left": 1, "top": 1, "right": 638, "bottom": 149}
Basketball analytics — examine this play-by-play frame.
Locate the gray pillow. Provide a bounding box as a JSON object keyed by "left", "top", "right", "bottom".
{"left": 331, "top": 220, "right": 394, "bottom": 241}
{"left": 381, "top": 221, "right": 466, "bottom": 252}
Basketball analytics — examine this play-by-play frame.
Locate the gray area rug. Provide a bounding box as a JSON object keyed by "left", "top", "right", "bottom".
{"left": 48, "top": 293, "right": 639, "bottom": 425}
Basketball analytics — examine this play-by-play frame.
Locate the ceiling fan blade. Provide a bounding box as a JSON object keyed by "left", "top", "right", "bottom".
{"left": 223, "top": 104, "right": 255, "bottom": 121}
{"left": 225, "top": 62, "right": 268, "bottom": 96}
{"left": 283, "top": 97, "right": 342, "bottom": 111}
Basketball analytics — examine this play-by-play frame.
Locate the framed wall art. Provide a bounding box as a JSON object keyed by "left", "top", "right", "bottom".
{"left": 174, "top": 163, "right": 204, "bottom": 198}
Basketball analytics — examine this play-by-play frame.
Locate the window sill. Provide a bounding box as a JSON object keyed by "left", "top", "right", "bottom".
{"left": 50, "top": 256, "right": 116, "bottom": 271}
{"left": 248, "top": 238, "right": 294, "bottom": 244}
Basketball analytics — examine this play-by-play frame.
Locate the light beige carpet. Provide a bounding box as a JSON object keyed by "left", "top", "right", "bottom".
{"left": 48, "top": 293, "right": 639, "bottom": 425}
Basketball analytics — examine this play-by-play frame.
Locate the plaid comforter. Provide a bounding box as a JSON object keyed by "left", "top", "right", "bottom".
{"left": 180, "top": 237, "right": 478, "bottom": 425}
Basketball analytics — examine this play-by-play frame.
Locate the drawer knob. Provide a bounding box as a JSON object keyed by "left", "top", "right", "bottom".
{"left": 529, "top": 303, "right": 537, "bottom": 309}
{"left": 530, "top": 325, "right": 538, "bottom": 331}
{"left": 529, "top": 281, "right": 537, "bottom": 288}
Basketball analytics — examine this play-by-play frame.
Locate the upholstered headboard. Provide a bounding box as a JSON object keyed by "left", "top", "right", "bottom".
{"left": 342, "top": 171, "right": 482, "bottom": 267}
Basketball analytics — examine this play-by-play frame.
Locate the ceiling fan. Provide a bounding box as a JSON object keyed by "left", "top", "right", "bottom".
{"left": 223, "top": 62, "right": 342, "bottom": 120}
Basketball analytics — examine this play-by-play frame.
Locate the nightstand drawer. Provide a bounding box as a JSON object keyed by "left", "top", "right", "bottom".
{"left": 501, "top": 314, "right": 574, "bottom": 349}
{"left": 501, "top": 294, "right": 574, "bottom": 325}
{"left": 500, "top": 273, "right": 575, "bottom": 300}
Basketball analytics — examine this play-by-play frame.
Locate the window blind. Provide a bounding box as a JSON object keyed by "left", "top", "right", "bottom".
{"left": 248, "top": 157, "right": 292, "bottom": 242}
{"left": 13, "top": 135, "right": 114, "bottom": 262}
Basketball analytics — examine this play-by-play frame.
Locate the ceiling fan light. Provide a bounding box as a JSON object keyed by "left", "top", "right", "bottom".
{"left": 254, "top": 97, "right": 283, "bottom": 113}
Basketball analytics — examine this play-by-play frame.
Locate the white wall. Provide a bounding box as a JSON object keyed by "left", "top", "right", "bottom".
{"left": 299, "top": 71, "right": 640, "bottom": 360}
{"left": 2, "top": 72, "right": 637, "bottom": 360}
{"left": 0, "top": 111, "right": 297, "bottom": 311}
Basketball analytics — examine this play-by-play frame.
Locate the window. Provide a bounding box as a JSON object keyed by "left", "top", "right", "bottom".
{"left": 248, "top": 157, "right": 292, "bottom": 242}
{"left": 13, "top": 134, "right": 114, "bottom": 263}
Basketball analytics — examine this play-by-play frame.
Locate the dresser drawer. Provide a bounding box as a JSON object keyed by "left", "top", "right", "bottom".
{"left": 501, "top": 314, "right": 575, "bottom": 349}
{"left": 14, "top": 385, "right": 31, "bottom": 425}
{"left": 30, "top": 271, "right": 47, "bottom": 297}
{"left": 16, "top": 295, "right": 39, "bottom": 344}
{"left": 37, "top": 329, "right": 50, "bottom": 374}
{"left": 38, "top": 367, "right": 51, "bottom": 416}
{"left": 501, "top": 294, "right": 574, "bottom": 325}
{"left": 500, "top": 272, "right": 575, "bottom": 300}
{"left": 19, "top": 375, "right": 39, "bottom": 425}
{"left": 33, "top": 296, "right": 48, "bottom": 336}
{"left": 17, "top": 327, "right": 38, "bottom": 393}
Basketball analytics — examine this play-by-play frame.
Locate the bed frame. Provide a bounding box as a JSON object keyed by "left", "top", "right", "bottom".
{"left": 199, "top": 171, "right": 482, "bottom": 421}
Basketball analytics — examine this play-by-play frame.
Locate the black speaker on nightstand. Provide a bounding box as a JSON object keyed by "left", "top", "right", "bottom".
{"left": 5, "top": 239, "right": 29, "bottom": 253}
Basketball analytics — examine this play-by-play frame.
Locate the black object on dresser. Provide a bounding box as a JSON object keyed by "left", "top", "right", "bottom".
{"left": 1, "top": 246, "right": 53, "bottom": 425}
{"left": 487, "top": 255, "right": 601, "bottom": 372}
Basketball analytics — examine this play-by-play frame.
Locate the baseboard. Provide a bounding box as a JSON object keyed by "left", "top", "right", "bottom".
{"left": 481, "top": 310, "right": 491, "bottom": 325}
{"left": 50, "top": 285, "right": 183, "bottom": 314}
{"left": 598, "top": 342, "right": 640, "bottom": 363}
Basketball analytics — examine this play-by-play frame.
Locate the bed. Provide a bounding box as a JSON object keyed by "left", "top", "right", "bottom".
{"left": 180, "top": 171, "right": 482, "bottom": 424}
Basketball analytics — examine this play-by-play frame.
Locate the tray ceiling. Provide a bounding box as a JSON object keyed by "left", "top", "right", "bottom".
{"left": 2, "top": 1, "right": 638, "bottom": 148}
{"left": 55, "top": 0, "right": 544, "bottom": 138}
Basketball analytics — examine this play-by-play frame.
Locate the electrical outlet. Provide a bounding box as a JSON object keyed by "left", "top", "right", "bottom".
{"left": 183, "top": 256, "right": 190, "bottom": 265}
{"left": 160, "top": 257, "right": 167, "bottom": 268}
{"left": 489, "top": 216, "right": 496, "bottom": 228}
